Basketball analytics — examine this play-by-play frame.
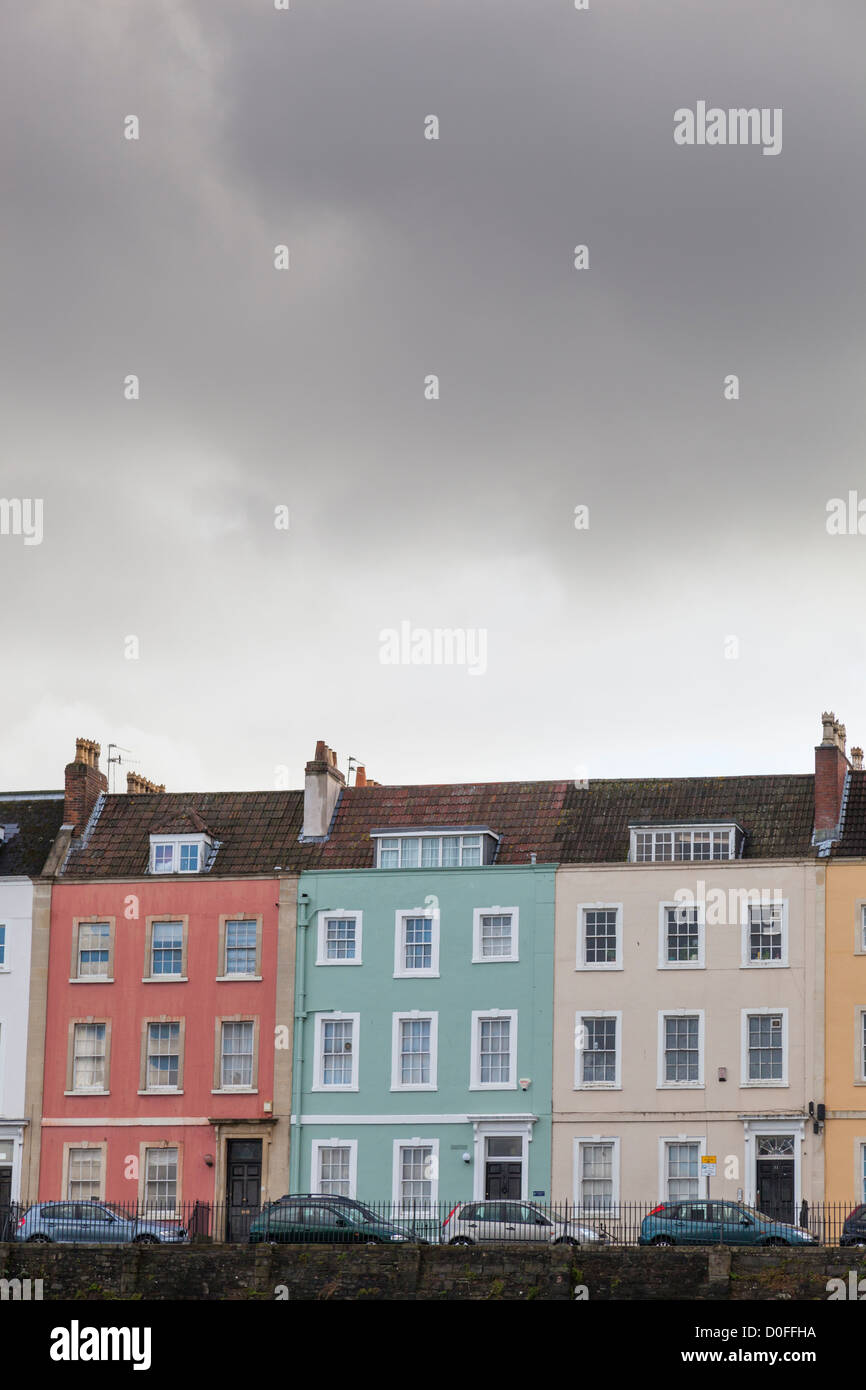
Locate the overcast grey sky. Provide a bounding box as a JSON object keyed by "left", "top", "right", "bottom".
{"left": 2, "top": 0, "right": 866, "bottom": 792}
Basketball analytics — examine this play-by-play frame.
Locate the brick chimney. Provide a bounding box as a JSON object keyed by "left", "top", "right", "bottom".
{"left": 127, "top": 771, "right": 166, "bottom": 794}
{"left": 814, "top": 711, "right": 851, "bottom": 841}
{"left": 64, "top": 738, "right": 108, "bottom": 835}
{"left": 302, "top": 740, "right": 345, "bottom": 838}
{"left": 853, "top": 747, "right": 864, "bottom": 772}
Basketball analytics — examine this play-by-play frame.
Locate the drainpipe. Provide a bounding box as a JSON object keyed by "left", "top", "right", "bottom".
{"left": 290, "top": 891, "right": 312, "bottom": 1192}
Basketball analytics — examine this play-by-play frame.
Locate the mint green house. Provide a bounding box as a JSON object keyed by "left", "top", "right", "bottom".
{"left": 289, "top": 752, "right": 567, "bottom": 1209}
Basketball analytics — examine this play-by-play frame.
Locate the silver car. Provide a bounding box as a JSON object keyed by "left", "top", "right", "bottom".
{"left": 443, "top": 1200, "right": 607, "bottom": 1246}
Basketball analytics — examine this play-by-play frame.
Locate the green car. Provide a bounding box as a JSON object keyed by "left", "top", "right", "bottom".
{"left": 639, "top": 1200, "right": 817, "bottom": 1247}
{"left": 248, "top": 1197, "right": 412, "bottom": 1245}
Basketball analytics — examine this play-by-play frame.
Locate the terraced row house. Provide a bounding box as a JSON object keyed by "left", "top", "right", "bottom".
{"left": 5, "top": 714, "right": 866, "bottom": 1228}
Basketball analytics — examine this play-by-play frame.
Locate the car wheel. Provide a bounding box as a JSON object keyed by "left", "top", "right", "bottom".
{"left": 27, "top": 1233, "right": 51, "bottom": 1243}
{"left": 762, "top": 1237, "right": 787, "bottom": 1247}
{"left": 133, "top": 1234, "right": 159, "bottom": 1245}
{"left": 553, "top": 1237, "right": 580, "bottom": 1246}
{"left": 448, "top": 1236, "right": 474, "bottom": 1246}
{"left": 651, "top": 1235, "right": 674, "bottom": 1246}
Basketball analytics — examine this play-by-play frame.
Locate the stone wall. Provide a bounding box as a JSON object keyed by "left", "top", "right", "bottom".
{"left": 1, "top": 1243, "right": 863, "bottom": 1300}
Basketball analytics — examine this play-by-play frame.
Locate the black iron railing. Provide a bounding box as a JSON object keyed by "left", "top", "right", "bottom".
{"left": 3, "top": 1198, "right": 866, "bottom": 1246}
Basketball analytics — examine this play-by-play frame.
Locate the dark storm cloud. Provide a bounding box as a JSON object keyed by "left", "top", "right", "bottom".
{"left": 2, "top": 0, "right": 865, "bottom": 791}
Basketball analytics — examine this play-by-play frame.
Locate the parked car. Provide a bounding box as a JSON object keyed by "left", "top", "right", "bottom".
{"left": 262, "top": 1194, "right": 431, "bottom": 1242}
{"left": 442, "top": 1200, "right": 608, "bottom": 1246}
{"left": 16, "top": 1200, "right": 187, "bottom": 1245}
{"left": 248, "top": 1197, "right": 413, "bottom": 1245}
{"left": 840, "top": 1205, "right": 866, "bottom": 1247}
{"left": 639, "top": 1200, "right": 817, "bottom": 1247}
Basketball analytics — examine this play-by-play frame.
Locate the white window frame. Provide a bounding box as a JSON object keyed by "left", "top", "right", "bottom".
{"left": 740, "top": 898, "right": 789, "bottom": 968}
{"left": 630, "top": 825, "right": 736, "bottom": 863}
{"left": 312, "top": 1012, "right": 360, "bottom": 1092}
{"left": 374, "top": 830, "right": 496, "bottom": 869}
{"left": 657, "top": 1010, "right": 705, "bottom": 1089}
{"left": 143, "top": 1145, "right": 179, "bottom": 1214}
{"left": 740, "top": 1007, "right": 788, "bottom": 1087}
{"left": 573, "top": 1136, "right": 621, "bottom": 1213}
{"left": 576, "top": 903, "right": 623, "bottom": 971}
{"left": 394, "top": 908, "right": 440, "bottom": 978}
{"left": 71, "top": 1022, "right": 108, "bottom": 1094}
{"left": 391, "top": 1012, "right": 438, "bottom": 1091}
{"left": 311, "top": 1139, "right": 358, "bottom": 1198}
{"left": 66, "top": 1144, "right": 106, "bottom": 1202}
{"left": 575, "top": 1010, "right": 622, "bottom": 1090}
{"left": 472, "top": 907, "right": 519, "bottom": 963}
{"left": 148, "top": 833, "right": 209, "bottom": 874}
{"left": 469, "top": 1009, "right": 517, "bottom": 1090}
{"left": 658, "top": 1136, "right": 708, "bottom": 1203}
{"left": 658, "top": 902, "right": 705, "bottom": 970}
{"left": 391, "top": 1138, "right": 440, "bottom": 1207}
{"left": 315, "top": 910, "right": 363, "bottom": 967}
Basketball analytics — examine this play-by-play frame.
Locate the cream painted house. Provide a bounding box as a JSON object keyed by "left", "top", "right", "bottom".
{"left": 553, "top": 771, "right": 826, "bottom": 1226}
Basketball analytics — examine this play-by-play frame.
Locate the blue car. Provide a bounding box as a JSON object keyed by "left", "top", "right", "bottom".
{"left": 16, "top": 1200, "right": 187, "bottom": 1245}
{"left": 639, "top": 1200, "right": 817, "bottom": 1247}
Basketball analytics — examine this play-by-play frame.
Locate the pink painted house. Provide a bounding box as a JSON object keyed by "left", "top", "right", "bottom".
{"left": 38, "top": 742, "right": 298, "bottom": 1237}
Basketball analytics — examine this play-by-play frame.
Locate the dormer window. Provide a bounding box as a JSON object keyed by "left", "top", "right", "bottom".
{"left": 629, "top": 824, "right": 741, "bottom": 863}
{"left": 149, "top": 834, "right": 210, "bottom": 874}
{"left": 372, "top": 828, "right": 499, "bottom": 869}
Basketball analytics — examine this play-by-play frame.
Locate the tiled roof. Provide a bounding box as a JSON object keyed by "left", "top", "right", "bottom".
{"left": 62, "top": 792, "right": 305, "bottom": 878}
{"left": 0, "top": 793, "right": 65, "bottom": 877}
{"left": 301, "top": 781, "right": 572, "bottom": 868}
{"left": 559, "top": 775, "right": 816, "bottom": 861}
{"left": 150, "top": 807, "right": 214, "bottom": 836}
{"left": 58, "top": 773, "right": 816, "bottom": 879}
{"left": 834, "top": 769, "right": 866, "bottom": 856}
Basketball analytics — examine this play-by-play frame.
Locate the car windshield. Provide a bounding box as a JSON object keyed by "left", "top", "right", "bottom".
{"left": 738, "top": 1206, "right": 772, "bottom": 1224}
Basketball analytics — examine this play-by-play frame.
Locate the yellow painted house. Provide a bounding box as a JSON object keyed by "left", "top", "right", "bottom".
{"left": 818, "top": 714, "right": 866, "bottom": 1209}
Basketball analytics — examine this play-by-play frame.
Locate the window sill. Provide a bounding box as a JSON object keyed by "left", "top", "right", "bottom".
{"left": 574, "top": 1084, "right": 622, "bottom": 1091}
{"left": 740, "top": 962, "right": 788, "bottom": 970}
{"left": 741, "top": 1081, "right": 788, "bottom": 1088}
{"left": 468, "top": 1083, "right": 518, "bottom": 1091}
{"left": 211, "top": 1088, "right": 258, "bottom": 1095}
{"left": 315, "top": 959, "right": 363, "bottom": 967}
{"left": 137, "top": 1089, "right": 184, "bottom": 1096}
{"left": 393, "top": 972, "right": 440, "bottom": 980}
{"left": 657, "top": 963, "right": 705, "bottom": 971}
{"left": 215, "top": 975, "right": 262, "bottom": 982}
{"left": 471, "top": 956, "right": 518, "bottom": 965}
{"left": 390, "top": 1085, "right": 438, "bottom": 1093}
{"left": 310, "top": 1085, "right": 359, "bottom": 1094}
{"left": 69, "top": 977, "right": 114, "bottom": 984}
{"left": 64, "top": 1090, "right": 110, "bottom": 1097}
{"left": 142, "top": 977, "right": 188, "bottom": 984}
{"left": 575, "top": 963, "right": 623, "bottom": 972}
{"left": 656, "top": 1083, "right": 705, "bottom": 1090}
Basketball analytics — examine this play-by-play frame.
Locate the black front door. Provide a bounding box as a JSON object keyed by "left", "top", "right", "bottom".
{"left": 0, "top": 1167, "right": 12, "bottom": 1241}
{"left": 225, "top": 1140, "right": 262, "bottom": 1241}
{"left": 756, "top": 1159, "right": 795, "bottom": 1224}
{"left": 485, "top": 1162, "right": 521, "bottom": 1199}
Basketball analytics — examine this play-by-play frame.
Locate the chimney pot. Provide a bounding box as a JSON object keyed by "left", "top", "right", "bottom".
{"left": 355, "top": 766, "right": 367, "bottom": 788}
{"left": 814, "top": 710, "right": 851, "bottom": 841}
{"left": 303, "top": 739, "right": 345, "bottom": 838}
{"left": 853, "top": 748, "right": 864, "bottom": 772}
{"left": 65, "top": 737, "right": 107, "bottom": 835}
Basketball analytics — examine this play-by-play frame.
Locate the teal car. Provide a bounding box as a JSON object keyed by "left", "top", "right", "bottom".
{"left": 639, "top": 1200, "right": 817, "bottom": 1247}
{"left": 248, "top": 1197, "right": 412, "bottom": 1245}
